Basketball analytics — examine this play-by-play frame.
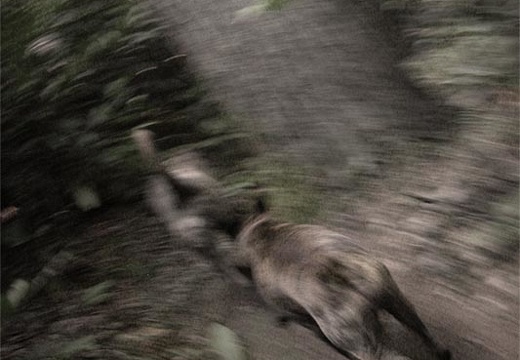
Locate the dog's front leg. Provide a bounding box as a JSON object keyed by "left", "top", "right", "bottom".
{"left": 212, "top": 232, "right": 252, "bottom": 287}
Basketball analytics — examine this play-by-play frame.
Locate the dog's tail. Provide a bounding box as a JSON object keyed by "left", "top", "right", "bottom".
{"left": 132, "top": 130, "right": 204, "bottom": 199}
{"left": 132, "top": 129, "right": 162, "bottom": 171}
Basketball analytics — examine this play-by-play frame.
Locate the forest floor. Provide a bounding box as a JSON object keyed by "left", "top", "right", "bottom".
{"left": 1, "top": 204, "right": 517, "bottom": 360}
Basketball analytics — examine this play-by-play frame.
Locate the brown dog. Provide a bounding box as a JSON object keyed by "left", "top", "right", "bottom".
{"left": 229, "top": 198, "right": 451, "bottom": 360}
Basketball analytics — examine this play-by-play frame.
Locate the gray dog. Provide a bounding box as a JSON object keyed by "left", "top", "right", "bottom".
{"left": 131, "top": 130, "right": 450, "bottom": 359}
{"left": 227, "top": 198, "right": 451, "bottom": 360}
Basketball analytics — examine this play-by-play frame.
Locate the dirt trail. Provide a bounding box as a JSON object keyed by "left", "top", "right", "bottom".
{"left": 154, "top": 0, "right": 452, "bottom": 180}
{"left": 149, "top": 0, "right": 518, "bottom": 359}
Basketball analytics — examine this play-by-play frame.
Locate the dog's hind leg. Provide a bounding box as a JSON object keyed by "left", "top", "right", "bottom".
{"left": 342, "top": 257, "right": 450, "bottom": 360}
{"left": 307, "top": 290, "right": 384, "bottom": 360}
{"left": 380, "top": 275, "right": 451, "bottom": 360}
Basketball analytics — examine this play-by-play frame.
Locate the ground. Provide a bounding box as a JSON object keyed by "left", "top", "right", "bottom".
{"left": 1, "top": 206, "right": 517, "bottom": 359}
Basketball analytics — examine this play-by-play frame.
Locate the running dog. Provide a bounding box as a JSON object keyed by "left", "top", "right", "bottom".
{"left": 228, "top": 198, "right": 451, "bottom": 360}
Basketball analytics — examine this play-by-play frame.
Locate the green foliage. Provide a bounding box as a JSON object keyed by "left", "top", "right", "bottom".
{"left": 265, "top": 0, "right": 292, "bottom": 11}
{"left": 208, "top": 323, "right": 250, "bottom": 360}
{"left": 81, "top": 281, "right": 114, "bottom": 306}
{"left": 380, "top": 0, "right": 519, "bottom": 258}
{"left": 380, "top": 0, "right": 519, "bottom": 96}
{"left": 55, "top": 335, "right": 98, "bottom": 359}
{"left": 1, "top": 279, "right": 29, "bottom": 319}
{"left": 223, "top": 156, "right": 323, "bottom": 224}
{"left": 1, "top": 0, "right": 247, "bottom": 228}
{"left": 72, "top": 185, "right": 101, "bottom": 211}
{"left": 0, "top": 279, "right": 31, "bottom": 321}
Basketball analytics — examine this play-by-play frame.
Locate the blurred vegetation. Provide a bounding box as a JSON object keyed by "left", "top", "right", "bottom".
{"left": 1, "top": 0, "right": 250, "bottom": 236}
{"left": 208, "top": 323, "right": 250, "bottom": 360}
{"left": 222, "top": 155, "right": 324, "bottom": 224}
{"left": 379, "top": 0, "right": 519, "bottom": 258}
{"left": 265, "top": 0, "right": 292, "bottom": 11}
{"left": 0, "top": 2, "right": 253, "bottom": 347}
{"left": 380, "top": 0, "right": 518, "bottom": 98}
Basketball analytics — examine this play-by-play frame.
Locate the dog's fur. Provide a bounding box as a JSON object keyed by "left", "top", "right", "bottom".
{"left": 230, "top": 199, "right": 451, "bottom": 360}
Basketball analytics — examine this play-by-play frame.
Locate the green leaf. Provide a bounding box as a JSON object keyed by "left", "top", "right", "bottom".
{"left": 88, "top": 104, "right": 113, "bottom": 127}
{"left": 82, "top": 281, "right": 114, "bottom": 306}
{"left": 72, "top": 185, "right": 101, "bottom": 211}
{"left": 125, "top": 5, "right": 155, "bottom": 28}
{"left": 223, "top": 182, "right": 260, "bottom": 197}
{"left": 40, "top": 75, "right": 68, "bottom": 100}
{"left": 208, "top": 323, "right": 249, "bottom": 360}
{"left": 6, "top": 279, "right": 31, "bottom": 309}
{"left": 125, "top": 94, "right": 150, "bottom": 107}
{"left": 84, "top": 30, "right": 122, "bottom": 58}
{"left": 265, "top": 0, "right": 291, "bottom": 11}
{"left": 57, "top": 336, "right": 98, "bottom": 358}
{"left": 103, "top": 77, "right": 130, "bottom": 99}
{"left": 131, "top": 121, "right": 161, "bottom": 131}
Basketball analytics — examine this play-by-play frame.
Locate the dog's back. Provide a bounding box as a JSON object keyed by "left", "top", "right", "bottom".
{"left": 237, "top": 215, "right": 451, "bottom": 360}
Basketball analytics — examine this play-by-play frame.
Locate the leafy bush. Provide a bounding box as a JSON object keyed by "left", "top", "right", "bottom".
{"left": 380, "top": 0, "right": 518, "bottom": 100}
{"left": 1, "top": 0, "right": 248, "bottom": 229}
{"left": 379, "top": 0, "right": 519, "bottom": 258}
{"left": 222, "top": 155, "right": 324, "bottom": 224}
